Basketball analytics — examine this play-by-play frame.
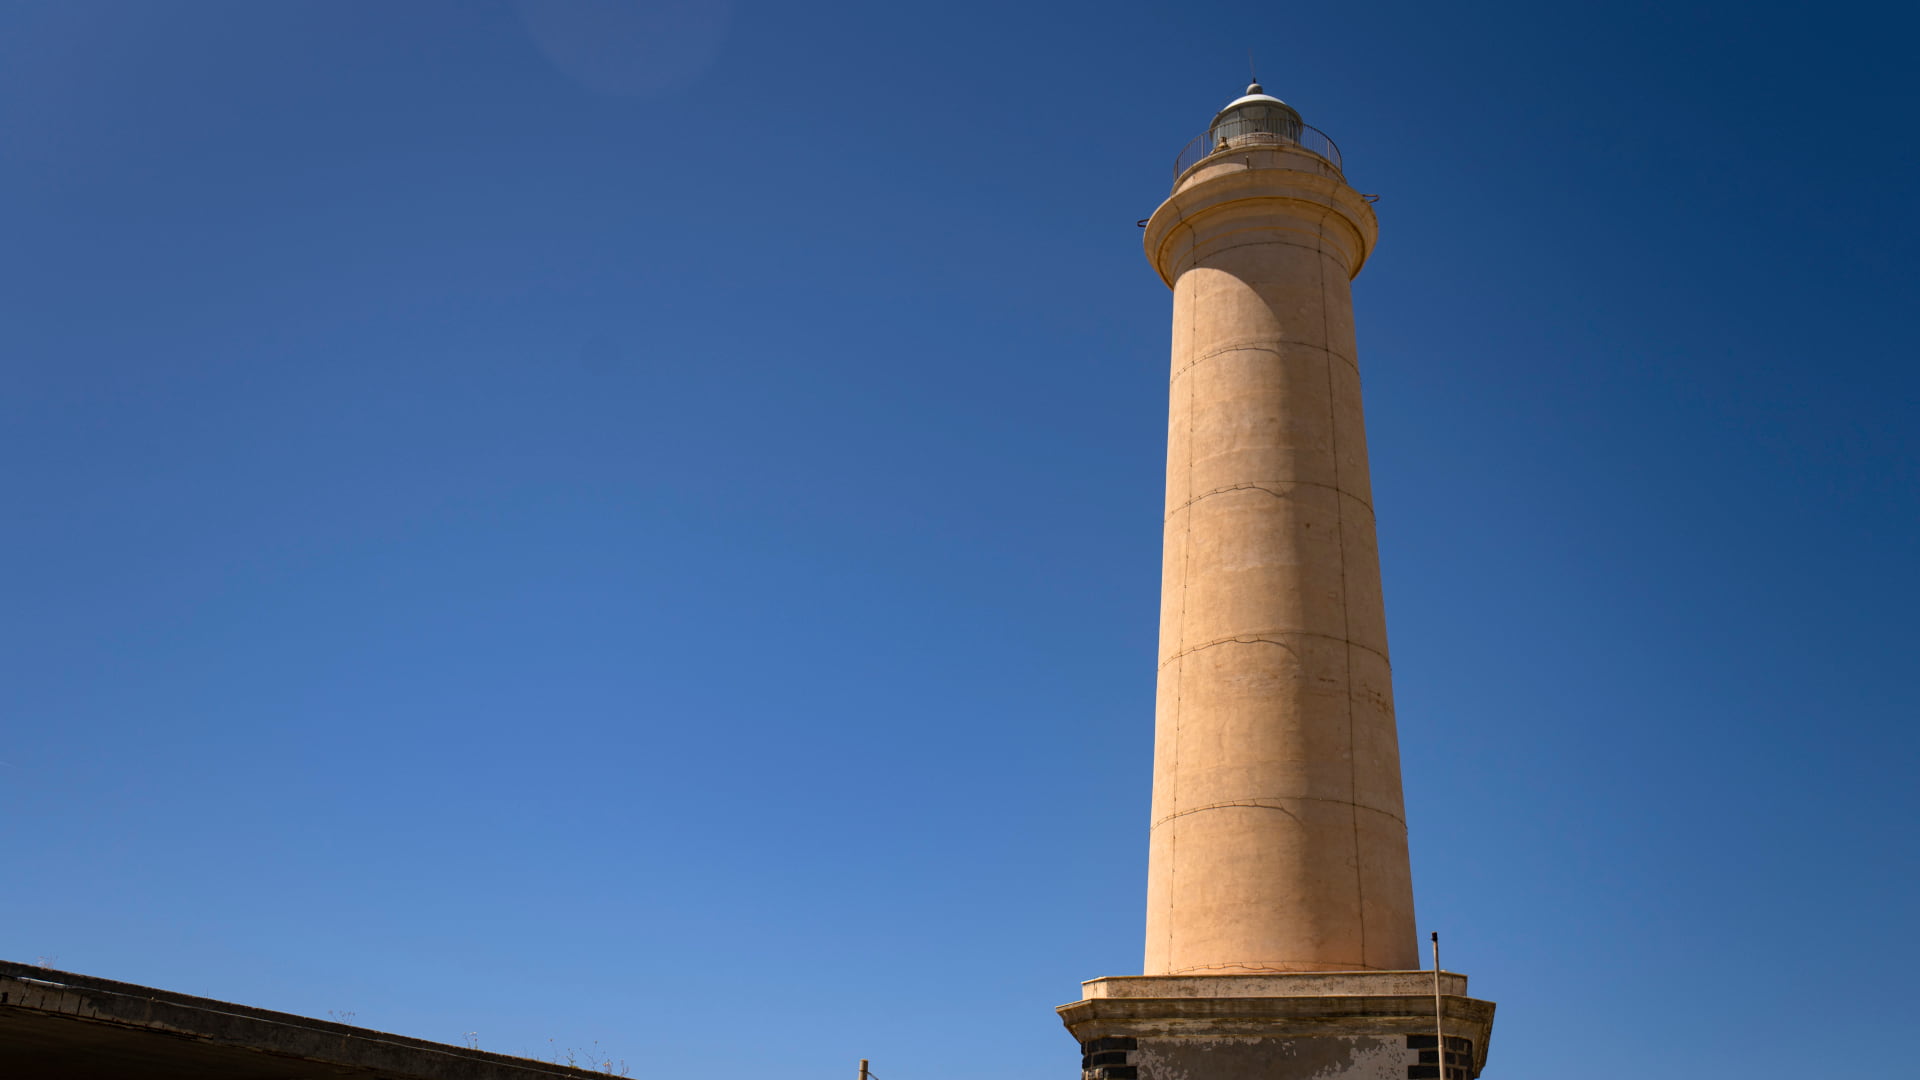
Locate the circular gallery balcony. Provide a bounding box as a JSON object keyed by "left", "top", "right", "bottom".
{"left": 1170, "top": 83, "right": 1344, "bottom": 188}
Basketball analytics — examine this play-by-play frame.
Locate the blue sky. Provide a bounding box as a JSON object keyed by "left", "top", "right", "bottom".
{"left": 2, "top": 2, "right": 1915, "bottom": 1077}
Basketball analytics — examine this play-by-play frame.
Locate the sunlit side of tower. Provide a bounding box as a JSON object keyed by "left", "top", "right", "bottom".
{"left": 1140, "top": 83, "right": 1413, "bottom": 979}
{"left": 1058, "top": 84, "right": 1496, "bottom": 1080}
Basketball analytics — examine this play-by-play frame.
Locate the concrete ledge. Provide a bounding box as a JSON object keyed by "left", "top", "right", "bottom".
{"left": 1079, "top": 971, "right": 1470, "bottom": 999}
{"left": 1142, "top": 158, "right": 1380, "bottom": 287}
{"left": 1058, "top": 971, "right": 1495, "bottom": 1078}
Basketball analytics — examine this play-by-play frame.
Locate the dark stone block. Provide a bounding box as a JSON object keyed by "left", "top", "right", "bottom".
{"left": 1407, "top": 1066, "right": 1439, "bottom": 1080}
{"left": 1095, "top": 1068, "right": 1137, "bottom": 1080}
{"left": 1410, "top": 1034, "right": 1473, "bottom": 1062}
{"left": 1088, "top": 1052, "right": 1130, "bottom": 1066}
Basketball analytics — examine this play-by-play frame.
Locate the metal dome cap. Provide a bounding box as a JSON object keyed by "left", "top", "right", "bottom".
{"left": 1208, "top": 81, "right": 1303, "bottom": 147}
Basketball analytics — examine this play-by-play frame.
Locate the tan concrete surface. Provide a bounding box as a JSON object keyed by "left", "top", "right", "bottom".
{"left": 1079, "top": 971, "right": 1471, "bottom": 999}
{"left": 1140, "top": 130, "right": 1418, "bottom": 976}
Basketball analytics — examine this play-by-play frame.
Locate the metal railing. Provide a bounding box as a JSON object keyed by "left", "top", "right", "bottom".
{"left": 1173, "top": 121, "right": 1343, "bottom": 183}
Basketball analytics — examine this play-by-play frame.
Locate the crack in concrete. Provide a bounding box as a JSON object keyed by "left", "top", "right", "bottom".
{"left": 1311, "top": 195, "right": 1371, "bottom": 969}
{"left": 1159, "top": 631, "right": 1391, "bottom": 671}
{"left": 1165, "top": 479, "right": 1375, "bottom": 520}
{"left": 1151, "top": 796, "right": 1407, "bottom": 830}
{"left": 1169, "top": 339, "right": 1358, "bottom": 385}
{"left": 1180, "top": 229, "right": 1357, "bottom": 277}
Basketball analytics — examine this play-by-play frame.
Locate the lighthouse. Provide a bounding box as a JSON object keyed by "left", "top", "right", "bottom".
{"left": 1058, "top": 84, "right": 1497, "bottom": 1080}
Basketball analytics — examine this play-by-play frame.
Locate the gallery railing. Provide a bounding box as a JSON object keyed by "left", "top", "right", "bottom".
{"left": 1173, "top": 122, "right": 1343, "bottom": 183}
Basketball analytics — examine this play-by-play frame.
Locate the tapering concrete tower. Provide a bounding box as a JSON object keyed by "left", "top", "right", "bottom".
{"left": 1141, "top": 84, "right": 1410, "bottom": 979}
{"left": 1059, "top": 85, "right": 1496, "bottom": 1080}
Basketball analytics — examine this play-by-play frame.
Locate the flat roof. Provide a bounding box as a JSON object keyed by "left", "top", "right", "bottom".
{"left": 0, "top": 961, "right": 625, "bottom": 1080}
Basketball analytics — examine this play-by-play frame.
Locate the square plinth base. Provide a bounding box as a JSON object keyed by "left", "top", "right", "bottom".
{"left": 1057, "top": 972, "right": 1495, "bottom": 1080}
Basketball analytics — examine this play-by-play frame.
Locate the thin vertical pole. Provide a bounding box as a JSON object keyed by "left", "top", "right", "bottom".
{"left": 859, "top": 1060, "right": 870, "bottom": 1080}
{"left": 1430, "top": 933, "right": 1445, "bottom": 1080}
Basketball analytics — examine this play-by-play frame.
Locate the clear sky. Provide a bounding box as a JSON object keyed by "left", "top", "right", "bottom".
{"left": 3, "top": 2, "right": 1915, "bottom": 1078}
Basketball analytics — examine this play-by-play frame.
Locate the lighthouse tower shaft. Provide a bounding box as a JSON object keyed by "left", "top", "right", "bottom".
{"left": 1141, "top": 129, "right": 1415, "bottom": 976}
{"left": 1058, "top": 87, "right": 1495, "bottom": 1080}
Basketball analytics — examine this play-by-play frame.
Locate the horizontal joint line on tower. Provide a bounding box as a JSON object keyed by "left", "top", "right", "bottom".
{"left": 1167, "top": 480, "right": 1374, "bottom": 519}
{"left": 1161, "top": 631, "right": 1391, "bottom": 669}
{"left": 1170, "top": 341, "right": 1358, "bottom": 384}
{"left": 1160, "top": 960, "right": 1373, "bottom": 975}
{"left": 1171, "top": 231, "right": 1362, "bottom": 279}
{"left": 1164, "top": 224, "right": 1355, "bottom": 267}
{"left": 1151, "top": 797, "right": 1406, "bottom": 830}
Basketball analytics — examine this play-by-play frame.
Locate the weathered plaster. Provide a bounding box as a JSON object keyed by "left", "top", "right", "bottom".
{"left": 1142, "top": 124, "right": 1412, "bottom": 978}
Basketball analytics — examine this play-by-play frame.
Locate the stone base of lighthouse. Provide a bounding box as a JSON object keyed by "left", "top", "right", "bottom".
{"left": 1058, "top": 973, "right": 1495, "bottom": 1080}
